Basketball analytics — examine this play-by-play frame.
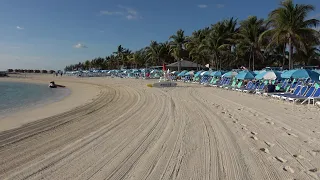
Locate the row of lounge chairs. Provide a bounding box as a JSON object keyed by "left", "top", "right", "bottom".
{"left": 194, "top": 76, "right": 320, "bottom": 105}
{"left": 268, "top": 85, "right": 320, "bottom": 104}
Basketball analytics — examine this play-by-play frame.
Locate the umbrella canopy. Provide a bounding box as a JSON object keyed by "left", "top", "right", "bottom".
{"left": 281, "top": 69, "right": 320, "bottom": 80}
{"left": 236, "top": 71, "right": 255, "bottom": 80}
{"left": 314, "top": 69, "right": 320, "bottom": 74}
{"left": 255, "top": 71, "right": 281, "bottom": 80}
{"left": 210, "top": 71, "right": 225, "bottom": 77}
{"left": 185, "top": 71, "right": 195, "bottom": 76}
{"left": 239, "top": 70, "right": 257, "bottom": 76}
{"left": 253, "top": 70, "right": 262, "bottom": 75}
{"left": 177, "top": 70, "right": 188, "bottom": 76}
{"left": 200, "top": 71, "right": 210, "bottom": 76}
{"left": 171, "top": 71, "right": 179, "bottom": 75}
{"left": 132, "top": 69, "right": 140, "bottom": 73}
{"left": 222, "top": 71, "right": 238, "bottom": 78}
{"left": 194, "top": 71, "right": 204, "bottom": 77}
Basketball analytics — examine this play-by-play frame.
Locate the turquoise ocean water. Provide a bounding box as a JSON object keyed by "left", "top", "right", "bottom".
{"left": 0, "top": 81, "right": 70, "bottom": 117}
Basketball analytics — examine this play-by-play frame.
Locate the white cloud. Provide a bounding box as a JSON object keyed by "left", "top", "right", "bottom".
{"left": 198, "top": 4, "right": 208, "bottom": 8}
{"left": 126, "top": 15, "right": 135, "bottom": 20}
{"left": 100, "top": 11, "right": 123, "bottom": 15}
{"left": 216, "top": 4, "right": 225, "bottom": 8}
{"left": 73, "top": 43, "right": 88, "bottom": 48}
{"left": 16, "top": 26, "right": 24, "bottom": 30}
{"left": 100, "top": 5, "right": 141, "bottom": 20}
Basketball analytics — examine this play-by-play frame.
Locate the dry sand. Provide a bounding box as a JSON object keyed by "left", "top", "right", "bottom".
{"left": 1, "top": 75, "right": 320, "bottom": 180}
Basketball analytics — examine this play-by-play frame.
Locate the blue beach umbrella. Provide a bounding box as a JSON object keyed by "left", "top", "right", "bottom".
{"left": 280, "top": 70, "right": 294, "bottom": 79}
{"left": 177, "top": 70, "right": 188, "bottom": 77}
{"left": 281, "top": 69, "right": 319, "bottom": 80}
{"left": 185, "top": 71, "right": 195, "bottom": 76}
{"left": 236, "top": 71, "right": 255, "bottom": 80}
{"left": 200, "top": 71, "right": 210, "bottom": 76}
{"left": 313, "top": 69, "right": 320, "bottom": 74}
{"left": 210, "top": 71, "right": 225, "bottom": 77}
{"left": 253, "top": 70, "right": 262, "bottom": 75}
{"left": 194, "top": 71, "right": 204, "bottom": 77}
{"left": 222, "top": 71, "right": 238, "bottom": 78}
{"left": 171, "top": 71, "right": 179, "bottom": 75}
{"left": 239, "top": 70, "right": 257, "bottom": 76}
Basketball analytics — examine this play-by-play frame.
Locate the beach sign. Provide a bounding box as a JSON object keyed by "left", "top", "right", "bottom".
{"left": 151, "top": 82, "right": 177, "bottom": 88}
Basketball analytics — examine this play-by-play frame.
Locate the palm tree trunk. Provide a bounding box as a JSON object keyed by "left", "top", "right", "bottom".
{"left": 248, "top": 51, "right": 251, "bottom": 70}
{"left": 117, "top": 59, "right": 120, "bottom": 70}
{"left": 288, "top": 37, "right": 293, "bottom": 69}
{"left": 282, "top": 44, "right": 286, "bottom": 69}
{"left": 213, "top": 53, "right": 217, "bottom": 70}
{"left": 252, "top": 51, "right": 255, "bottom": 71}
{"left": 219, "top": 56, "right": 222, "bottom": 70}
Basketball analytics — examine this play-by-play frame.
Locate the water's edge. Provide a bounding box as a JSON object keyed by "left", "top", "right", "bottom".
{"left": 0, "top": 81, "right": 71, "bottom": 118}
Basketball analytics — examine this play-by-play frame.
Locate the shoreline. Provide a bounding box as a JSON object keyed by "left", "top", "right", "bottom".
{"left": 0, "top": 80, "right": 71, "bottom": 119}
{"left": 0, "top": 75, "right": 101, "bottom": 132}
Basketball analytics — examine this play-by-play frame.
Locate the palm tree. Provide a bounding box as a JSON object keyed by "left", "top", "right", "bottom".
{"left": 84, "top": 60, "right": 91, "bottom": 70}
{"left": 201, "top": 22, "right": 230, "bottom": 70}
{"left": 237, "top": 16, "right": 266, "bottom": 70}
{"left": 260, "top": 0, "right": 320, "bottom": 69}
{"left": 128, "top": 51, "right": 144, "bottom": 68}
{"left": 169, "top": 29, "right": 188, "bottom": 71}
{"left": 146, "top": 41, "right": 166, "bottom": 65}
{"left": 186, "top": 29, "right": 210, "bottom": 70}
{"left": 294, "top": 44, "right": 320, "bottom": 66}
{"left": 113, "top": 45, "right": 125, "bottom": 69}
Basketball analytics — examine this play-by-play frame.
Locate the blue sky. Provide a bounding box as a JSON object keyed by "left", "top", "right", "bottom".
{"left": 0, "top": 0, "right": 319, "bottom": 70}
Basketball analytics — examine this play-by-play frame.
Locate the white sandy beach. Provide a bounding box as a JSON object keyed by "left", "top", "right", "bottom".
{"left": 0, "top": 75, "right": 320, "bottom": 180}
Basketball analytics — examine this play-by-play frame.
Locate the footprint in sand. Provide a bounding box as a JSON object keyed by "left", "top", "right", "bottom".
{"left": 251, "top": 131, "right": 258, "bottom": 135}
{"left": 293, "top": 154, "right": 304, "bottom": 159}
{"left": 287, "top": 133, "right": 298, "bottom": 138}
{"left": 260, "top": 148, "right": 270, "bottom": 154}
{"left": 283, "top": 127, "right": 292, "bottom": 131}
{"left": 275, "top": 156, "right": 287, "bottom": 163}
{"left": 251, "top": 136, "right": 258, "bottom": 141}
{"left": 242, "top": 127, "right": 248, "bottom": 131}
{"left": 309, "top": 168, "right": 318, "bottom": 172}
{"left": 267, "top": 121, "right": 275, "bottom": 125}
{"left": 265, "top": 141, "right": 275, "bottom": 147}
{"left": 233, "top": 120, "right": 238, "bottom": 124}
{"left": 283, "top": 166, "right": 295, "bottom": 173}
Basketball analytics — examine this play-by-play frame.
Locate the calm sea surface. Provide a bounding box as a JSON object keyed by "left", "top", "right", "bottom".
{"left": 0, "top": 81, "right": 70, "bottom": 117}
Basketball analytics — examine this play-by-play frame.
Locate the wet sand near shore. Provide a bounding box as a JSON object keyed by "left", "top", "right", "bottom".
{"left": 0, "top": 75, "right": 320, "bottom": 180}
